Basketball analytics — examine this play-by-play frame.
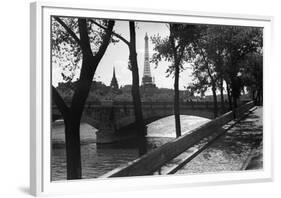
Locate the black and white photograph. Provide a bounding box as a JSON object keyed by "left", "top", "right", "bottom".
{"left": 51, "top": 16, "right": 263, "bottom": 181}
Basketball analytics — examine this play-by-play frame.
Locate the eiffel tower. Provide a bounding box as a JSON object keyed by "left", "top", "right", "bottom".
{"left": 142, "top": 33, "right": 155, "bottom": 86}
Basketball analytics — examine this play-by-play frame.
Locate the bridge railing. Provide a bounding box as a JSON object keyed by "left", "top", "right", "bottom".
{"left": 100, "top": 101, "right": 255, "bottom": 178}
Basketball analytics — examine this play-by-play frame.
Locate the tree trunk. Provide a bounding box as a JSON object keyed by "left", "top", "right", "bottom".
{"left": 257, "top": 87, "right": 262, "bottom": 106}
{"left": 129, "top": 21, "right": 147, "bottom": 156}
{"left": 64, "top": 117, "right": 82, "bottom": 179}
{"left": 226, "top": 82, "right": 232, "bottom": 111}
{"left": 174, "top": 64, "right": 181, "bottom": 137}
{"left": 219, "top": 77, "right": 225, "bottom": 113}
{"left": 233, "top": 96, "right": 238, "bottom": 109}
{"left": 231, "top": 77, "right": 239, "bottom": 113}
{"left": 52, "top": 87, "right": 83, "bottom": 180}
{"left": 231, "top": 77, "right": 238, "bottom": 118}
{"left": 64, "top": 66, "right": 94, "bottom": 180}
{"left": 252, "top": 89, "right": 256, "bottom": 103}
{"left": 211, "top": 84, "right": 218, "bottom": 118}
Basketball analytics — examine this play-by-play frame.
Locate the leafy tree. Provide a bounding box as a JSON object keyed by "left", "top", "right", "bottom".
{"left": 240, "top": 52, "right": 263, "bottom": 105}
{"left": 152, "top": 23, "right": 201, "bottom": 137}
{"left": 52, "top": 17, "right": 114, "bottom": 179}
{"left": 190, "top": 51, "right": 219, "bottom": 117}
{"left": 186, "top": 72, "right": 208, "bottom": 98}
{"left": 199, "top": 26, "right": 229, "bottom": 112}
{"left": 190, "top": 25, "right": 229, "bottom": 116}
{"left": 222, "top": 26, "right": 262, "bottom": 109}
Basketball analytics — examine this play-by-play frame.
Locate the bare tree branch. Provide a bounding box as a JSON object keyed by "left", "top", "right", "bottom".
{"left": 52, "top": 85, "right": 70, "bottom": 119}
{"left": 95, "top": 20, "right": 115, "bottom": 62}
{"left": 89, "top": 19, "right": 130, "bottom": 46}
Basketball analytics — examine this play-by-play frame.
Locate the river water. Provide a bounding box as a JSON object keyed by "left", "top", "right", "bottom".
{"left": 51, "top": 115, "right": 210, "bottom": 181}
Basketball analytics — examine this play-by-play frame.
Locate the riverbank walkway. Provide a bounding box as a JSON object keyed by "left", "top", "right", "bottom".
{"left": 155, "top": 107, "right": 263, "bottom": 175}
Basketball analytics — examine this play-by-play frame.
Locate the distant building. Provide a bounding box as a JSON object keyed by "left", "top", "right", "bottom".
{"left": 110, "top": 66, "right": 119, "bottom": 90}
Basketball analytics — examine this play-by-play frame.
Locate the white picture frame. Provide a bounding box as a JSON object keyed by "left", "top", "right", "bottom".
{"left": 30, "top": 1, "right": 273, "bottom": 196}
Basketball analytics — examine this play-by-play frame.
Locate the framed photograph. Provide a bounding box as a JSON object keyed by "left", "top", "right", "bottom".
{"left": 30, "top": 1, "right": 273, "bottom": 196}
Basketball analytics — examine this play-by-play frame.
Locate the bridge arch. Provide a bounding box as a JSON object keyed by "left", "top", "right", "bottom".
{"left": 116, "top": 109, "right": 214, "bottom": 128}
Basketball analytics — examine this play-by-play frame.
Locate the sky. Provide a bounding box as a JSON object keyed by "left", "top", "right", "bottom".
{"left": 52, "top": 19, "right": 194, "bottom": 90}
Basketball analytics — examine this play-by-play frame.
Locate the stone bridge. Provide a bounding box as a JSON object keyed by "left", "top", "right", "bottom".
{"left": 52, "top": 101, "right": 228, "bottom": 143}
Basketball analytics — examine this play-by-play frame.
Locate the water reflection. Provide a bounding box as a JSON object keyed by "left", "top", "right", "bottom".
{"left": 51, "top": 115, "right": 210, "bottom": 181}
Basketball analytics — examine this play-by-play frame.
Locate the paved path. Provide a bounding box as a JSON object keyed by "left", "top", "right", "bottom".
{"left": 174, "top": 107, "right": 263, "bottom": 174}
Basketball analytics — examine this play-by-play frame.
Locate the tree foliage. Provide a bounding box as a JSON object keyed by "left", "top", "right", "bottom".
{"left": 52, "top": 17, "right": 118, "bottom": 84}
